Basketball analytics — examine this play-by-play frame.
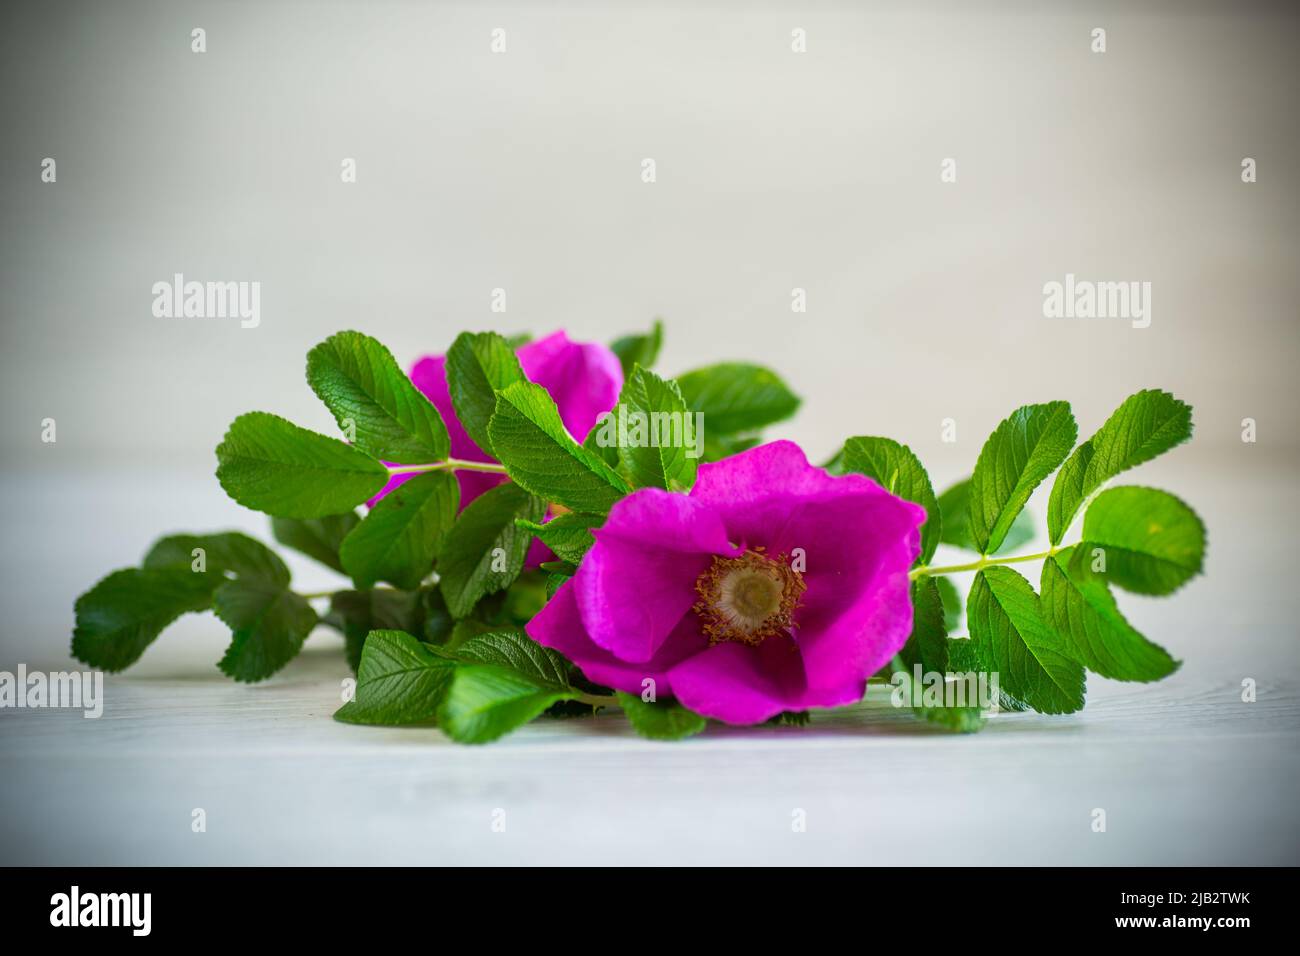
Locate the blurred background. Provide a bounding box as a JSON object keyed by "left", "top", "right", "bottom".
{"left": 3, "top": 0, "right": 1296, "bottom": 466}
{"left": 0, "top": 0, "right": 1296, "bottom": 865}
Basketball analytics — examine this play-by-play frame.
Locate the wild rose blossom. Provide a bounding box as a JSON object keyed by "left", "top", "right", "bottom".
{"left": 527, "top": 440, "right": 925, "bottom": 724}
{"left": 77, "top": 314, "right": 1202, "bottom": 741}
{"left": 372, "top": 330, "right": 624, "bottom": 506}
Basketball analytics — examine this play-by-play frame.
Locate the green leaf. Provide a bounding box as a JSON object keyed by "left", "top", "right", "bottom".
{"left": 306, "top": 330, "right": 450, "bottom": 464}
{"left": 438, "top": 663, "right": 577, "bottom": 744}
{"left": 892, "top": 579, "right": 985, "bottom": 731}
{"left": 606, "top": 366, "right": 699, "bottom": 491}
{"left": 699, "top": 432, "right": 762, "bottom": 463}
{"left": 420, "top": 587, "right": 457, "bottom": 645}
{"left": 968, "top": 402, "right": 1077, "bottom": 555}
{"left": 488, "top": 381, "right": 631, "bottom": 513}
{"left": 1041, "top": 548, "right": 1179, "bottom": 682}
{"left": 582, "top": 419, "right": 622, "bottom": 469}
{"left": 616, "top": 692, "right": 707, "bottom": 739}
{"left": 610, "top": 319, "right": 664, "bottom": 377}
{"left": 968, "top": 566, "right": 1085, "bottom": 714}
{"left": 934, "top": 575, "right": 963, "bottom": 633}
{"left": 338, "top": 471, "right": 458, "bottom": 590}
{"left": 454, "top": 629, "right": 572, "bottom": 687}
{"left": 270, "top": 513, "right": 360, "bottom": 575}
{"left": 213, "top": 579, "right": 318, "bottom": 682}
{"left": 1047, "top": 390, "right": 1193, "bottom": 545}
{"left": 334, "top": 630, "right": 456, "bottom": 725}
{"left": 142, "top": 531, "right": 289, "bottom": 587}
{"left": 1079, "top": 486, "right": 1206, "bottom": 595}
{"left": 841, "top": 436, "right": 940, "bottom": 565}
{"left": 937, "top": 478, "right": 1035, "bottom": 555}
{"left": 769, "top": 710, "right": 811, "bottom": 726}
{"left": 515, "top": 512, "right": 601, "bottom": 564}
{"left": 437, "top": 482, "right": 546, "bottom": 618}
{"left": 445, "top": 331, "right": 527, "bottom": 456}
{"left": 888, "top": 660, "right": 987, "bottom": 733}
{"left": 899, "top": 578, "right": 949, "bottom": 674}
{"left": 946, "top": 638, "right": 982, "bottom": 672}
{"left": 325, "top": 588, "right": 425, "bottom": 672}
{"left": 545, "top": 571, "right": 571, "bottom": 599}
{"left": 500, "top": 573, "right": 549, "bottom": 624}
{"left": 75, "top": 532, "right": 301, "bottom": 674}
{"left": 215, "top": 412, "right": 389, "bottom": 519}
{"left": 72, "top": 569, "right": 221, "bottom": 672}
{"left": 443, "top": 618, "right": 490, "bottom": 652}
{"left": 676, "top": 362, "right": 800, "bottom": 435}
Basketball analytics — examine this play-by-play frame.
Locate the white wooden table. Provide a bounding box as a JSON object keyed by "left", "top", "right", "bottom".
{"left": 2, "top": 460, "right": 1297, "bottom": 865}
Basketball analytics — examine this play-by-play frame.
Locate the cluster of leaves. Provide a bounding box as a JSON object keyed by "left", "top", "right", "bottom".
{"left": 336, "top": 628, "right": 708, "bottom": 743}
{"left": 72, "top": 322, "right": 1202, "bottom": 740}
{"left": 71, "top": 323, "right": 800, "bottom": 741}
{"left": 831, "top": 390, "right": 1203, "bottom": 731}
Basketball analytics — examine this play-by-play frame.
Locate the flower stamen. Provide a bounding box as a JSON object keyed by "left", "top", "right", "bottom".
{"left": 692, "top": 547, "right": 806, "bottom": 646}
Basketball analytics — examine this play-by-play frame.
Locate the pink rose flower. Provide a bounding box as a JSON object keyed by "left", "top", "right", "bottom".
{"left": 527, "top": 441, "right": 925, "bottom": 724}
{"left": 372, "top": 330, "right": 623, "bottom": 507}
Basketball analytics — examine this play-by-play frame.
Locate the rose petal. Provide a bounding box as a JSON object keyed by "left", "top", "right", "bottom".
{"left": 689, "top": 440, "right": 898, "bottom": 551}
{"left": 575, "top": 490, "right": 739, "bottom": 663}
{"left": 527, "top": 582, "right": 700, "bottom": 695}
{"left": 785, "top": 493, "right": 923, "bottom": 690}
{"left": 518, "top": 331, "right": 624, "bottom": 443}
{"left": 667, "top": 634, "right": 806, "bottom": 724}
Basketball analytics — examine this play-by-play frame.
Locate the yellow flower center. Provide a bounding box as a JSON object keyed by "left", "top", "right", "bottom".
{"left": 693, "top": 548, "right": 806, "bottom": 646}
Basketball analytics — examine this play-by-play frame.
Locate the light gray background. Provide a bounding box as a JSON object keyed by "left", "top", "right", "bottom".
{"left": 1, "top": 0, "right": 1297, "bottom": 865}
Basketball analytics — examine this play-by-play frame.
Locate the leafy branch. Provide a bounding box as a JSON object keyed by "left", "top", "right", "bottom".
{"left": 841, "top": 390, "right": 1201, "bottom": 726}
{"left": 70, "top": 322, "right": 1203, "bottom": 742}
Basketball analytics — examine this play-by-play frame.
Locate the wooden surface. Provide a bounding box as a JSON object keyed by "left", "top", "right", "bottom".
{"left": 2, "top": 460, "right": 1297, "bottom": 865}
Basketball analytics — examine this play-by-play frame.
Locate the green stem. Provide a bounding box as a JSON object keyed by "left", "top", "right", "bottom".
{"left": 299, "top": 585, "right": 399, "bottom": 600}
{"left": 577, "top": 692, "right": 619, "bottom": 708}
{"left": 910, "top": 548, "right": 1057, "bottom": 580}
{"left": 387, "top": 458, "right": 510, "bottom": 476}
